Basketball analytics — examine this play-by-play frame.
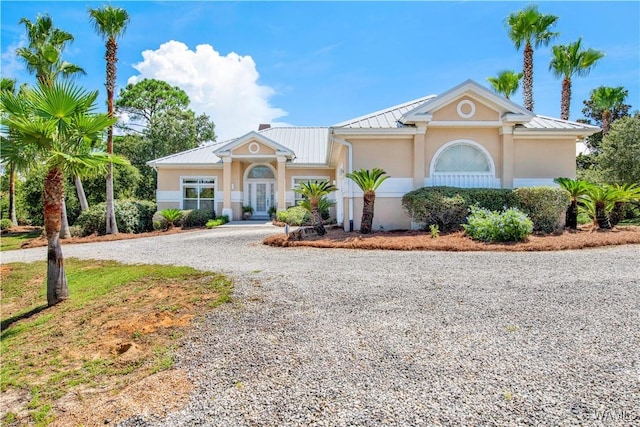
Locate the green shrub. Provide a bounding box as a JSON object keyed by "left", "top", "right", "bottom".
{"left": 159, "top": 209, "right": 183, "bottom": 228}
{"left": 206, "top": 215, "right": 229, "bottom": 228}
{"left": 513, "top": 187, "right": 569, "bottom": 233}
{"left": 464, "top": 206, "right": 533, "bottom": 242}
{"left": 402, "top": 186, "right": 518, "bottom": 231}
{"left": 276, "top": 206, "right": 311, "bottom": 226}
{"left": 1, "top": 218, "right": 13, "bottom": 230}
{"left": 75, "top": 200, "right": 157, "bottom": 236}
{"left": 182, "top": 208, "right": 214, "bottom": 228}
{"left": 298, "top": 196, "right": 335, "bottom": 220}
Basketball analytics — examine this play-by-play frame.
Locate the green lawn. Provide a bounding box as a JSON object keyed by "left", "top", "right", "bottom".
{"left": 0, "top": 229, "right": 42, "bottom": 251}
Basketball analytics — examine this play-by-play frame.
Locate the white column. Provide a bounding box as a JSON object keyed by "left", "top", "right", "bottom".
{"left": 222, "top": 156, "right": 233, "bottom": 218}
{"left": 277, "top": 156, "right": 287, "bottom": 211}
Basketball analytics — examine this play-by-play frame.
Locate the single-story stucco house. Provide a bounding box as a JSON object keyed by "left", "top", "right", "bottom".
{"left": 147, "top": 80, "right": 600, "bottom": 231}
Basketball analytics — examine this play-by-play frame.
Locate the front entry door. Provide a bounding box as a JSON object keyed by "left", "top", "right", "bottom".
{"left": 251, "top": 181, "right": 273, "bottom": 217}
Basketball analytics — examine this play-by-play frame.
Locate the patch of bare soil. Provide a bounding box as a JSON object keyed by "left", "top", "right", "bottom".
{"left": 264, "top": 225, "right": 640, "bottom": 251}
{"left": 18, "top": 226, "right": 196, "bottom": 249}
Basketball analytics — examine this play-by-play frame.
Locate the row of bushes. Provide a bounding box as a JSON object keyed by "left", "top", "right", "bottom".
{"left": 75, "top": 200, "right": 156, "bottom": 236}
{"left": 402, "top": 186, "right": 569, "bottom": 233}
{"left": 152, "top": 208, "right": 214, "bottom": 231}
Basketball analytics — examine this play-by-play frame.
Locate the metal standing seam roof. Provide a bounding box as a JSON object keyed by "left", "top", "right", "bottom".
{"left": 147, "top": 140, "right": 227, "bottom": 165}
{"left": 520, "top": 115, "right": 601, "bottom": 131}
{"left": 333, "top": 95, "right": 437, "bottom": 129}
{"left": 259, "top": 127, "right": 329, "bottom": 164}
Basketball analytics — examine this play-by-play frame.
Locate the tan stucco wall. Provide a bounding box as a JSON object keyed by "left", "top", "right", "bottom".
{"left": 286, "top": 169, "right": 335, "bottom": 188}
{"left": 232, "top": 140, "right": 276, "bottom": 155}
{"left": 514, "top": 138, "right": 577, "bottom": 178}
{"left": 351, "top": 197, "right": 411, "bottom": 231}
{"left": 431, "top": 96, "right": 500, "bottom": 122}
{"left": 351, "top": 138, "right": 413, "bottom": 177}
{"left": 157, "top": 168, "right": 223, "bottom": 191}
{"left": 424, "top": 128, "right": 502, "bottom": 177}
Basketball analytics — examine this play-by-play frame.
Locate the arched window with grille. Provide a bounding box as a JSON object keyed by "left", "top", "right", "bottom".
{"left": 430, "top": 140, "right": 498, "bottom": 188}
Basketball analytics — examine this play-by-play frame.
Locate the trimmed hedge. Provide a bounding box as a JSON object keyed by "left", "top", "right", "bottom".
{"left": 75, "top": 200, "right": 156, "bottom": 236}
{"left": 513, "top": 187, "right": 569, "bottom": 233}
{"left": 182, "top": 208, "right": 215, "bottom": 228}
{"left": 402, "top": 187, "right": 518, "bottom": 231}
{"left": 276, "top": 206, "right": 311, "bottom": 226}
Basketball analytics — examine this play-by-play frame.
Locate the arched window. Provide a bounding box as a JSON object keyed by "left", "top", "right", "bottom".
{"left": 434, "top": 143, "right": 491, "bottom": 173}
{"left": 247, "top": 165, "right": 275, "bottom": 179}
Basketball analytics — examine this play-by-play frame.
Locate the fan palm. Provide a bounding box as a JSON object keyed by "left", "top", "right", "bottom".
{"left": 608, "top": 183, "right": 640, "bottom": 226}
{"left": 89, "top": 5, "right": 130, "bottom": 234}
{"left": 486, "top": 70, "right": 522, "bottom": 100}
{"left": 549, "top": 38, "right": 604, "bottom": 120}
{"left": 506, "top": 5, "right": 559, "bottom": 111}
{"left": 590, "top": 86, "right": 628, "bottom": 136}
{"left": 554, "top": 177, "right": 590, "bottom": 229}
{"left": 580, "top": 184, "right": 622, "bottom": 230}
{"left": 346, "top": 168, "right": 389, "bottom": 234}
{"left": 0, "top": 81, "right": 124, "bottom": 306}
{"left": 293, "top": 180, "right": 337, "bottom": 235}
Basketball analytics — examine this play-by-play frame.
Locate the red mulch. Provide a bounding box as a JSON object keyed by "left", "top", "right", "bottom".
{"left": 263, "top": 225, "right": 640, "bottom": 251}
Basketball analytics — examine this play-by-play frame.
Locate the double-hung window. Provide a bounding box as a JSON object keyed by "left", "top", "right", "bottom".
{"left": 182, "top": 177, "right": 215, "bottom": 213}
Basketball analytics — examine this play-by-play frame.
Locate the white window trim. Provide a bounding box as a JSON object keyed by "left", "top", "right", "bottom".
{"left": 180, "top": 175, "right": 217, "bottom": 214}
{"left": 430, "top": 139, "right": 496, "bottom": 177}
{"left": 243, "top": 163, "right": 278, "bottom": 206}
{"left": 291, "top": 175, "right": 331, "bottom": 204}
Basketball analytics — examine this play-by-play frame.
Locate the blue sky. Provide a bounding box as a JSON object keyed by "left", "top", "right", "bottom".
{"left": 2, "top": 1, "right": 639, "bottom": 140}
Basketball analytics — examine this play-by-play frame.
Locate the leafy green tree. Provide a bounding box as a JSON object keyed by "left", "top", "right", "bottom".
{"left": 554, "top": 177, "right": 590, "bottom": 229}
{"left": 89, "top": 5, "right": 131, "bottom": 234}
{"left": 549, "top": 38, "right": 604, "bottom": 120}
{"left": 506, "top": 5, "right": 559, "bottom": 111}
{"left": 598, "top": 114, "right": 640, "bottom": 185}
{"left": 0, "top": 82, "right": 123, "bottom": 306}
{"left": 346, "top": 168, "right": 390, "bottom": 234}
{"left": 293, "top": 181, "right": 337, "bottom": 235}
{"left": 486, "top": 70, "right": 522, "bottom": 100}
{"left": 579, "top": 86, "right": 630, "bottom": 153}
{"left": 115, "top": 79, "right": 216, "bottom": 200}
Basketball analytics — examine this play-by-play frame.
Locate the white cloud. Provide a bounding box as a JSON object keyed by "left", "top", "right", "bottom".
{"left": 128, "top": 40, "right": 288, "bottom": 140}
{"left": 1, "top": 35, "right": 27, "bottom": 78}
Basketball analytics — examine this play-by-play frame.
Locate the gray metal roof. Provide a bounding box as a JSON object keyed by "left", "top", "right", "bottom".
{"left": 520, "top": 115, "right": 601, "bottom": 131}
{"left": 260, "top": 127, "right": 329, "bottom": 164}
{"left": 333, "top": 95, "right": 437, "bottom": 129}
{"left": 148, "top": 127, "right": 329, "bottom": 166}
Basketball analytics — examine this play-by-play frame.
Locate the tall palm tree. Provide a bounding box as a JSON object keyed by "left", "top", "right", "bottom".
{"left": 0, "top": 82, "right": 121, "bottom": 306}
{"left": 293, "top": 181, "right": 337, "bottom": 236}
{"left": 16, "top": 13, "right": 87, "bottom": 237}
{"left": 89, "top": 5, "right": 130, "bottom": 235}
{"left": 549, "top": 38, "right": 604, "bottom": 120}
{"left": 590, "top": 86, "right": 628, "bottom": 136}
{"left": 554, "top": 177, "right": 590, "bottom": 229}
{"left": 486, "top": 70, "right": 523, "bottom": 100}
{"left": 346, "top": 168, "right": 389, "bottom": 234}
{"left": 506, "top": 5, "right": 559, "bottom": 112}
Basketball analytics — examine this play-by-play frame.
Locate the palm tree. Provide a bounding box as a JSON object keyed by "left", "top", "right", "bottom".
{"left": 506, "top": 5, "right": 559, "bottom": 112}
{"left": 554, "top": 177, "right": 590, "bottom": 229}
{"left": 549, "top": 38, "right": 604, "bottom": 120}
{"left": 590, "top": 86, "right": 628, "bottom": 136}
{"left": 581, "top": 184, "right": 621, "bottom": 230}
{"left": 486, "top": 70, "right": 523, "bottom": 99}
{"left": 89, "top": 5, "right": 130, "bottom": 235}
{"left": 346, "top": 168, "right": 389, "bottom": 234}
{"left": 608, "top": 183, "right": 640, "bottom": 226}
{"left": 16, "top": 13, "right": 87, "bottom": 237}
{"left": 293, "top": 181, "right": 337, "bottom": 236}
{"left": 0, "top": 81, "right": 121, "bottom": 306}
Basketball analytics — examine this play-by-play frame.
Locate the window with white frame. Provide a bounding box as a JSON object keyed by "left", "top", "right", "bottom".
{"left": 292, "top": 176, "right": 330, "bottom": 204}
{"left": 434, "top": 143, "right": 491, "bottom": 173}
{"left": 182, "top": 177, "right": 215, "bottom": 213}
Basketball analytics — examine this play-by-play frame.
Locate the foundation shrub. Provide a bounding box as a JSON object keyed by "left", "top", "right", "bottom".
{"left": 401, "top": 187, "right": 518, "bottom": 231}
{"left": 1, "top": 218, "right": 13, "bottom": 230}
{"left": 513, "top": 187, "right": 570, "bottom": 233}
{"left": 206, "top": 215, "right": 229, "bottom": 228}
{"left": 464, "top": 206, "right": 533, "bottom": 242}
{"left": 182, "top": 208, "right": 214, "bottom": 228}
{"left": 75, "top": 200, "right": 157, "bottom": 236}
{"left": 276, "top": 206, "right": 311, "bottom": 226}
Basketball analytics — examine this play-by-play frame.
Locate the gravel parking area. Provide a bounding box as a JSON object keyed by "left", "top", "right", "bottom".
{"left": 3, "top": 226, "right": 640, "bottom": 425}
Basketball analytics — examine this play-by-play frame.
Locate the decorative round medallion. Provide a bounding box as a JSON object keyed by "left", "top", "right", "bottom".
{"left": 248, "top": 142, "right": 260, "bottom": 154}
{"left": 456, "top": 100, "right": 476, "bottom": 119}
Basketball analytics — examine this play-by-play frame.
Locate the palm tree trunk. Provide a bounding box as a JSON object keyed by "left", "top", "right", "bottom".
{"left": 595, "top": 201, "right": 611, "bottom": 229}
{"left": 609, "top": 201, "right": 625, "bottom": 226}
{"left": 360, "top": 191, "right": 376, "bottom": 234}
{"left": 59, "top": 197, "right": 72, "bottom": 239}
{"left": 75, "top": 175, "right": 89, "bottom": 211}
{"left": 311, "top": 198, "right": 326, "bottom": 236}
{"left": 561, "top": 77, "right": 571, "bottom": 121}
{"left": 44, "top": 167, "right": 69, "bottom": 306}
{"left": 523, "top": 41, "right": 534, "bottom": 112}
{"left": 105, "top": 164, "right": 119, "bottom": 234}
{"left": 601, "top": 111, "right": 611, "bottom": 136}
{"left": 9, "top": 163, "right": 18, "bottom": 226}
{"left": 105, "top": 38, "right": 119, "bottom": 235}
{"left": 566, "top": 200, "right": 578, "bottom": 230}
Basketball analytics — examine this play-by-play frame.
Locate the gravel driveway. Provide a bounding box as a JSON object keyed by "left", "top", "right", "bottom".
{"left": 3, "top": 226, "right": 640, "bottom": 426}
